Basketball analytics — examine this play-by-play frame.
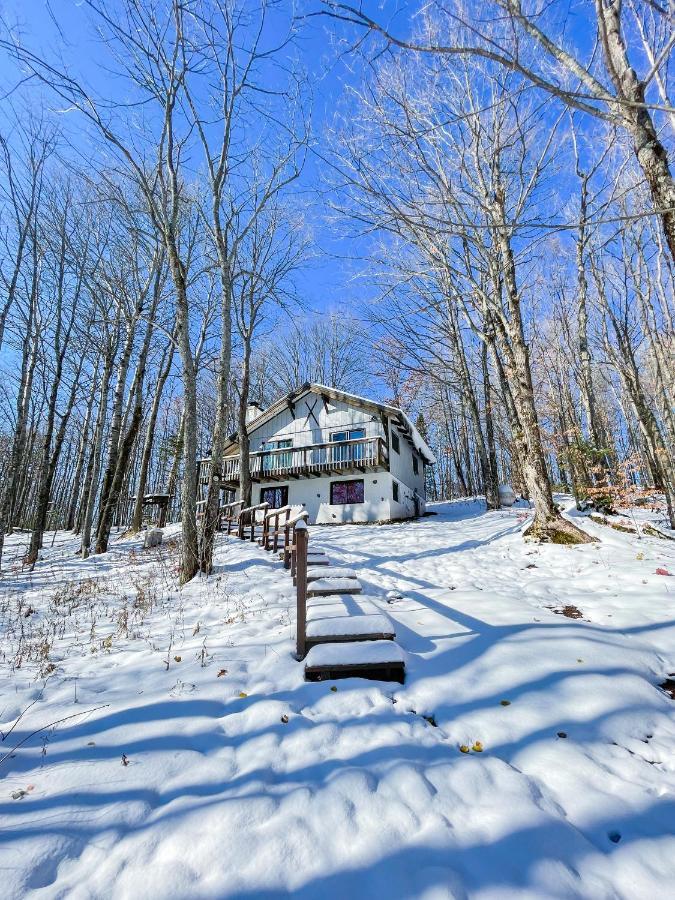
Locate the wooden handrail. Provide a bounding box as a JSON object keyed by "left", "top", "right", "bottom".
{"left": 239, "top": 502, "right": 270, "bottom": 515}
{"left": 283, "top": 510, "right": 309, "bottom": 570}
{"left": 286, "top": 510, "right": 308, "bottom": 527}
{"left": 214, "top": 435, "right": 387, "bottom": 483}
{"left": 261, "top": 505, "right": 293, "bottom": 551}
{"left": 263, "top": 504, "right": 292, "bottom": 521}
{"left": 248, "top": 435, "right": 382, "bottom": 458}
{"left": 237, "top": 502, "right": 270, "bottom": 541}
{"left": 295, "top": 520, "right": 308, "bottom": 659}
{"left": 219, "top": 499, "right": 244, "bottom": 534}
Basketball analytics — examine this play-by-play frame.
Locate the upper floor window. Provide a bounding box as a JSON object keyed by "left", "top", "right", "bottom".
{"left": 331, "top": 429, "right": 366, "bottom": 464}
{"left": 391, "top": 432, "right": 400, "bottom": 454}
{"left": 262, "top": 439, "right": 292, "bottom": 471}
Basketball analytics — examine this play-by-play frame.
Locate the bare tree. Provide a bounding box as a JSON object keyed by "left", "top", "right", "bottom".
{"left": 320, "top": 1, "right": 675, "bottom": 262}
{"left": 327, "top": 45, "right": 591, "bottom": 538}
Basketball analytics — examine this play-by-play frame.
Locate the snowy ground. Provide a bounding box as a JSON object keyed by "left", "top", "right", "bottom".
{"left": 1, "top": 499, "right": 675, "bottom": 899}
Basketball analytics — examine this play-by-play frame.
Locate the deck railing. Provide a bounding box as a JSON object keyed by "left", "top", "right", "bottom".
{"left": 209, "top": 435, "right": 386, "bottom": 483}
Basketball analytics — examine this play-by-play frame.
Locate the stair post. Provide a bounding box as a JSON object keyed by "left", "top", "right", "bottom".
{"left": 295, "top": 520, "right": 308, "bottom": 659}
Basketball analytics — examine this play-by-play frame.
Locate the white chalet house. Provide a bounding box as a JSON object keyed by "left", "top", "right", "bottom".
{"left": 207, "top": 383, "right": 435, "bottom": 524}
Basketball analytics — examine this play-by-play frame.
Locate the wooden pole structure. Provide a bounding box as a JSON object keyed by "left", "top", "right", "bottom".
{"left": 295, "top": 520, "right": 308, "bottom": 660}
{"left": 275, "top": 508, "right": 290, "bottom": 553}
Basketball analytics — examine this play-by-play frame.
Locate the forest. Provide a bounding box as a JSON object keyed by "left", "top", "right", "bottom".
{"left": 0, "top": 0, "right": 673, "bottom": 584}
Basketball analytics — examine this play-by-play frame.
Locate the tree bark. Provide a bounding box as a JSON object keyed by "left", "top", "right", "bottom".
{"left": 130, "top": 338, "right": 176, "bottom": 532}
{"left": 597, "top": 0, "right": 675, "bottom": 264}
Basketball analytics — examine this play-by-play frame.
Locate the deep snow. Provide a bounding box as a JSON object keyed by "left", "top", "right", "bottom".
{"left": 1, "top": 499, "right": 674, "bottom": 899}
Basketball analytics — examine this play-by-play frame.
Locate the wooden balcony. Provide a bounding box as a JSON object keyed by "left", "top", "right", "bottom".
{"left": 201, "top": 436, "right": 388, "bottom": 485}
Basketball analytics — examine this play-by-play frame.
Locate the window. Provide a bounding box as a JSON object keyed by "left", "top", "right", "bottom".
{"left": 330, "top": 479, "right": 365, "bottom": 504}
{"left": 391, "top": 432, "right": 400, "bottom": 454}
{"left": 392, "top": 480, "right": 399, "bottom": 502}
{"left": 330, "top": 428, "right": 366, "bottom": 463}
{"left": 262, "top": 439, "right": 292, "bottom": 471}
{"left": 412, "top": 454, "right": 419, "bottom": 475}
{"left": 261, "top": 486, "right": 288, "bottom": 509}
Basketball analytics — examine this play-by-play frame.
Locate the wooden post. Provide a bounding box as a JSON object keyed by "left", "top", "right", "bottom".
{"left": 274, "top": 508, "right": 289, "bottom": 554}
{"left": 283, "top": 520, "right": 291, "bottom": 569}
{"left": 295, "top": 520, "right": 308, "bottom": 659}
{"left": 158, "top": 497, "right": 168, "bottom": 528}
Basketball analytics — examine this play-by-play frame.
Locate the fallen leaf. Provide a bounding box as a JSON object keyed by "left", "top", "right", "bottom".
{"left": 656, "top": 568, "right": 672, "bottom": 576}
{"left": 557, "top": 731, "right": 568, "bottom": 739}
{"left": 471, "top": 741, "right": 484, "bottom": 753}
{"left": 174, "top": 655, "right": 182, "bottom": 662}
{"left": 238, "top": 691, "right": 248, "bottom": 698}
{"left": 280, "top": 714, "right": 289, "bottom": 724}
{"left": 330, "top": 686, "right": 338, "bottom": 692}
{"left": 217, "top": 669, "right": 228, "bottom": 678}
{"left": 500, "top": 700, "right": 511, "bottom": 706}
{"left": 459, "top": 745, "right": 470, "bottom": 753}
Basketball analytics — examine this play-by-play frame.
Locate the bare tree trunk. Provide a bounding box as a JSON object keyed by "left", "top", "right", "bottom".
{"left": 26, "top": 352, "right": 83, "bottom": 564}
{"left": 97, "top": 377, "right": 146, "bottom": 551}
{"left": 575, "top": 173, "right": 606, "bottom": 454}
{"left": 96, "top": 276, "right": 159, "bottom": 552}
{"left": 81, "top": 348, "right": 115, "bottom": 558}
{"left": 481, "top": 337, "right": 500, "bottom": 508}
{"left": 605, "top": 315, "right": 675, "bottom": 529}
{"left": 131, "top": 338, "right": 176, "bottom": 532}
{"left": 169, "top": 255, "right": 200, "bottom": 583}
{"left": 238, "top": 343, "right": 253, "bottom": 509}
{"left": 596, "top": 0, "right": 675, "bottom": 264}
{"left": 25, "top": 218, "right": 80, "bottom": 565}
{"left": 0, "top": 263, "right": 39, "bottom": 571}
{"left": 199, "top": 264, "right": 232, "bottom": 576}
{"left": 489, "top": 190, "right": 591, "bottom": 541}
{"left": 67, "top": 369, "right": 98, "bottom": 531}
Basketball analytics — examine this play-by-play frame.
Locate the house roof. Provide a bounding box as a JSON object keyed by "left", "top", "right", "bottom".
{"left": 224, "top": 382, "right": 436, "bottom": 464}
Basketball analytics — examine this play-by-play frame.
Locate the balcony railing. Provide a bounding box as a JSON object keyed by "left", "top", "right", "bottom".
{"left": 205, "top": 436, "right": 387, "bottom": 484}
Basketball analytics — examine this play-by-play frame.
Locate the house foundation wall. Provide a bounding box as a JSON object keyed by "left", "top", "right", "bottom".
{"left": 248, "top": 471, "right": 424, "bottom": 524}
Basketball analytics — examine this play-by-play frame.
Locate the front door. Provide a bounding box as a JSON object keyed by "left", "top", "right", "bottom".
{"left": 260, "top": 486, "right": 288, "bottom": 509}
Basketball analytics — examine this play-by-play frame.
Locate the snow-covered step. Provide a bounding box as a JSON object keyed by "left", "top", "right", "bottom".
{"left": 306, "top": 566, "right": 357, "bottom": 582}
{"left": 304, "top": 639, "right": 405, "bottom": 683}
{"left": 307, "top": 598, "right": 381, "bottom": 623}
{"left": 306, "top": 613, "right": 394, "bottom": 648}
{"left": 307, "top": 552, "right": 330, "bottom": 567}
{"left": 307, "top": 577, "right": 362, "bottom": 597}
{"left": 307, "top": 594, "right": 381, "bottom": 619}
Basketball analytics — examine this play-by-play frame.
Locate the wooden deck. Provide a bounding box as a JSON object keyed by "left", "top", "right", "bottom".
{"left": 199, "top": 435, "right": 388, "bottom": 486}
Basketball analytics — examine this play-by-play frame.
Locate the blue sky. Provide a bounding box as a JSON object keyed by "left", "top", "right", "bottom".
{"left": 0, "top": 0, "right": 399, "bottom": 325}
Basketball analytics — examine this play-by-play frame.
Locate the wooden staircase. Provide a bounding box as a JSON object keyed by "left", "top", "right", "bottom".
{"left": 230, "top": 503, "right": 406, "bottom": 683}
{"left": 292, "top": 521, "right": 405, "bottom": 683}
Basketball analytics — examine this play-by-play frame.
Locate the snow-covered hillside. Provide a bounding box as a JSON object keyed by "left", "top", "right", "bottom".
{"left": 1, "top": 500, "right": 675, "bottom": 899}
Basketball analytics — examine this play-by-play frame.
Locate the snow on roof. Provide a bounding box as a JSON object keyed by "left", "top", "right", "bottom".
{"left": 239, "top": 382, "right": 436, "bottom": 465}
